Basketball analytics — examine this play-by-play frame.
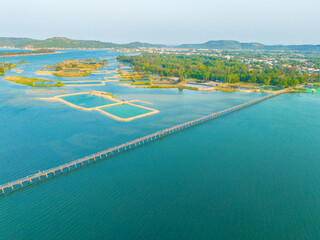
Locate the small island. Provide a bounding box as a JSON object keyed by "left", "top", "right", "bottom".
{"left": 0, "top": 49, "right": 60, "bottom": 58}
{"left": 36, "top": 58, "right": 107, "bottom": 77}
{"left": 0, "top": 62, "right": 17, "bottom": 75}
{"left": 4, "top": 76, "right": 64, "bottom": 87}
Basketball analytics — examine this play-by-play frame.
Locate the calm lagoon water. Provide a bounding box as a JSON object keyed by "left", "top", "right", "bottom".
{"left": 100, "top": 103, "right": 152, "bottom": 119}
{"left": 0, "top": 50, "right": 320, "bottom": 239}
{"left": 62, "top": 81, "right": 102, "bottom": 85}
{"left": 60, "top": 93, "right": 116, "bottom": 108}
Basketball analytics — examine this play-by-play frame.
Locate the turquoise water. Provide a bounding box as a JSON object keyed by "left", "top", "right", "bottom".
{"left": 101, "top": 103, "right": 153, "bottom": 119}
{"left": 62, "top": 81, "right": 102, "bottom": 85}
{"left": 1, "top": 49, "right": 320, "bottom": 239}
{"left": 60, "top": 93, "right": 116, "bottom": 108}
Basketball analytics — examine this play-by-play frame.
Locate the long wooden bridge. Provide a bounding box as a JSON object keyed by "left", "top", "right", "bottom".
{"left": 0, "top": 90, "right": 286, "bottom": 196}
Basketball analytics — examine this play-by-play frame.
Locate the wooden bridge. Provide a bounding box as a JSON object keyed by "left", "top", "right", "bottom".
{"left": 0, "top": 90, "right": 286, "bottom": 196}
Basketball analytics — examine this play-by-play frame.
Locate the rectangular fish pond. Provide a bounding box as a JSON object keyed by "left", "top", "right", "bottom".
{"left": 60, "top": 94, "right": 116, "bottom": 109}
{"left": 99, "top": 103, "right": 154, "bottom": 120}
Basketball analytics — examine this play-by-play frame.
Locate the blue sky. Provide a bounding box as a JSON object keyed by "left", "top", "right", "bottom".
{"left": 1, "top": 0, "right": 319, "bottom": 45}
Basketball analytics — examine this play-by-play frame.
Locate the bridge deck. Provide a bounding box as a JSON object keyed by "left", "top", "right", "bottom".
{"left": 0, "top": 90, "right": 286, "bottom": 195}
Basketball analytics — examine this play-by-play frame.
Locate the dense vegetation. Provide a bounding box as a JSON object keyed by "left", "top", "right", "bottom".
{"left": 0, "top": 37, "right": 35, "bottom": 48}
{"left": 118, "top": 54, "right": 320, "bottom": 87}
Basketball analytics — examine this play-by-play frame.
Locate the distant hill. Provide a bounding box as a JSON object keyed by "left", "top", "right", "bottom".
{"left": 118, "top": 41, "right": 166, "bottom": 48}
{"left": 0, "top": 37, "right": 37, "bottom": 48}
{"left": 178, "top": 40, "right": 264, "bottom": 50}
{"left": 177, "top": 40, "right": 320, "bottom": 51}
{"left": 26, "top": 37, "right": 116, "bottom": 49}
{"left": 0, "top": 37, "right": 319, "bottom": 52}
{"left": 0, "top": 37, "right": 166, "bottom": 49}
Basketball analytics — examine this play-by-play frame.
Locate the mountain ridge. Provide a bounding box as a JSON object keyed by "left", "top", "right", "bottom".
{"left": 177, "top": 40, "right": 320, "bottom": 51}
{"left": 0, "top": 37, "right": 319, "bottom": 51}
{"left": 0, "top": 37, "right": 168, "bottom": 49}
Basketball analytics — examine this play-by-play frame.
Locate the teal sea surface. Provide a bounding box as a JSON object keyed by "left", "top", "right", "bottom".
{"left": 0, "top": 50, "right": 320, "bottom": 239}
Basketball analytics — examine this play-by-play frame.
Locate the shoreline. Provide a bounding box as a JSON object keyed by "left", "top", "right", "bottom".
{"left": 117, "top": 82, "right": 285, "bottom": 94}
{"left": 0, "top": 51, "right": 62, "bottom": 58}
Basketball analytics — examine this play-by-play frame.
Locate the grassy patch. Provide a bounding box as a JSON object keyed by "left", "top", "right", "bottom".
{"left": 4, "top": 76, "right": 64, "bottom": 87}
{"left": 41, "top": 59, "right": 107, "bottom": 77}
{"left": 130, "top": 81, "right": 151, "bottom": 86}
{"left": 52, "top": 72, "right": 91, "bottom": 77}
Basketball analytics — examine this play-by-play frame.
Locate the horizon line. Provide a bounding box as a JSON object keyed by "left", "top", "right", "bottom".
{"left": 0, "top": 36, "right": 320, "bottom": 46}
